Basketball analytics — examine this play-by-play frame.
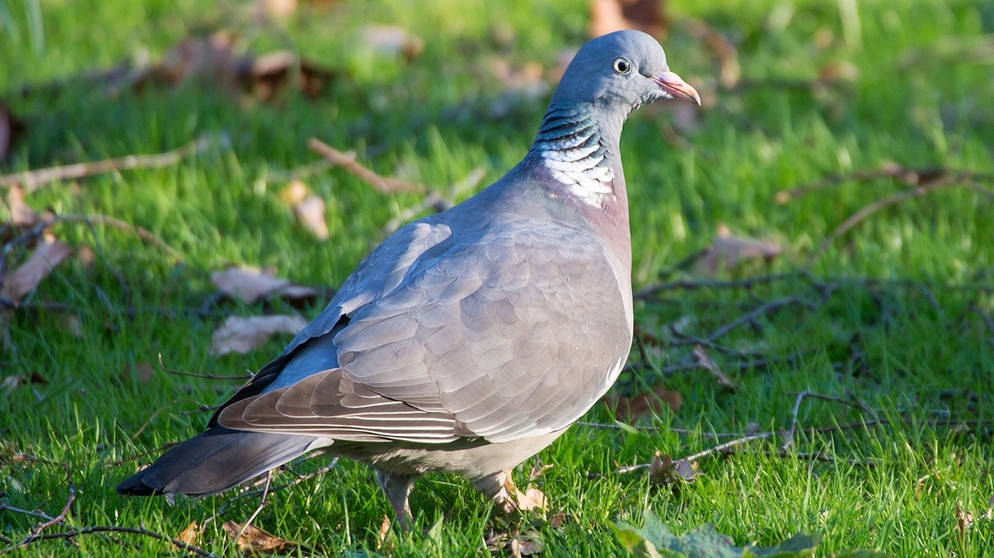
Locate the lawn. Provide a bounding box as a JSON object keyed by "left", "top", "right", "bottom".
{"left": 1, "top": 0, "right": 993, "bottom": 556}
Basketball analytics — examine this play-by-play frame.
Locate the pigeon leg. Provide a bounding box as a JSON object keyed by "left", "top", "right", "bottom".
{"left": 376, "top": 469, "right": 416, "bottom": 529}
{"left": 472, "top": 470, "right": 518, "bottom": 514}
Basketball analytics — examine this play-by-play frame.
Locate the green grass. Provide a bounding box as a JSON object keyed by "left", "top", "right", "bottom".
{"left": 2, "top": 0, "right": 993, "bottom": 555}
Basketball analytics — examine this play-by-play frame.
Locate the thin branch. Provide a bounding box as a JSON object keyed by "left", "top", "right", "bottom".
{"left": 55, "top": 214, "right": 182, "bottom": 259}
{"left": 0, "top": 504, "right": 55, "bottom": 522}
{"left": 0, "top": 526, "right": 217, "bottom": 557}
{"left": 0, "top": 134, "right": 226, "bottom": 193}
{"left": 30, "top": 467, "right": 76, "bottom": 536}
{"left": 707, "top": 295, "right": 814, "bottom": 343}
{"left": 774, "top": 167, "right": 994, "bottom": 204}
{"left": 232, "top": 472, "right": 273, "bottom": 545}
{"left": 212, "top": 458, "right": 340, "bottom": 519}
{"left": 308, "top": 137, "right": 423, "bottom": 193}
{"left": 158, "top": 353, "right": 253, "bottom": 381}
{"left": 812, "top": 180, "right": 964, "bottom": 261}
{"left": 680, "top": 431, "right": 775, "bottom": 463}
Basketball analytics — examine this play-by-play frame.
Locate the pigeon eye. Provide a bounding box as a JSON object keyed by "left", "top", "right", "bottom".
{"left": 612, "top": 57, "right": 632, "bottom": 74}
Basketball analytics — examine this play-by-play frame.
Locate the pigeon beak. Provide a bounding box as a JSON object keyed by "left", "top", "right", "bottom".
{"left": 653, "top": 71, "right": 701, "bottom": 106}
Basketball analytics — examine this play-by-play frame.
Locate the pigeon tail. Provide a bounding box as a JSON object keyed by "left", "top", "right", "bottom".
{"left": 116, "top": 427, "right": 322, "bottom": 496}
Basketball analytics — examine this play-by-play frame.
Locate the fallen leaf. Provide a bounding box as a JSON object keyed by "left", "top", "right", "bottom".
{"left": 278, "top": 179, "right": 309, "bottom": 206}
{"left": 376, "top": 515, "right": 392, "bottom": 551}
{"left": 1, "top": 372, "right": 47, "bottom": 394}
{"left": 510, "top": 531, "right": 545, "bottom": 557}
{"left": 6, "top": 184, "right": 37, "bottom": 226}
{"left": 692, "top": 345, "right": 736, "bottom": 391}
{"left": 210, "top": 314, "right": 308, "bottom": 356}
{"left": 121, "top": 362, "right": 155, "bottom": 384}
{"left": 295, "top": 195, "right": 329, "bottom": 240}
{"left": 278, "top": 180, "right": 329, "bottom": 239}
{"left": 64, "top": 313, "right": 84, "bottom": 338}
{"left": 648, "top": 451, "right": 698, "bottom": 486}
{"left": 255, "top": 0, "right": 297, "bottom": 19}
{"left": 956, "top": 500, "right": 972, "bottom": 544}
{"left": 2, "top": 375, "right": 22, "bottom": 393}
{"left": 591, "top": 0, "right": 668, "bottom": 38}
{"left": 695, "top": 224, "right": 782, "bottom": 276}
{"left": 606, "top": 384, "right": 683, "bottom": 423}
{"left": 360, "top": 25, "right": 424, "bottom": 61}
{"left": 1, "top": 236, "right": 73, "bottom": 303}
{"left": 176, "top": 521, "right": 201, "bottom": 547}
{"left": 106, "top": 32, "right": 339, "bottom": 101}
{"left": 515, "top": 486, "right": 547, "bottom": 511}
{"left": 818, "top": 60, "right": 859, "bottom": 84}
{"left": 211, "top": 266, "right": 316, "bottom": 304}
{"left": 222, "top": 520, "right": 298, "bottom": 554}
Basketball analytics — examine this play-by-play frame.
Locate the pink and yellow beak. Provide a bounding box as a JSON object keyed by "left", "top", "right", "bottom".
{"left": 654, "top": 71, "right": 701, "bottom": 106}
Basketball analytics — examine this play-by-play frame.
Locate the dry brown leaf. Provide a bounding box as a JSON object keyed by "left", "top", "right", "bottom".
{"left": 176, "top": 521, "right": 201, "bottom": 547}
{"left": 590, "top": 0, "right": 668, "bottom": 38}
{"left": 64, "top": 314, "right": 84, "bottom": 338}
{"left": 515, "top": 486, "right": 547, "bottom": 511}
{"left": 696, "top": 224, "right": 782, "bottom": 276}
{"left": 692, "top": 344, "right": 737, "bottom": 391}
{"left": 360, "top": 25, "right": 424, "bottom": 61}
{"left": 510, "top": 531, "right": 545, "bottom": 557}
{"left": 278, "top": 179, "right": 308, "bottom": 206}
{"left": 375, "top": 515, "right": 392, "bottom": 550}
{"left": 1, "top": 371, "right": 47, "bottom": 394}
{"left": 2, "top": 375, "right": 21, "bottom": 393}
{"left": 1, "top": 236, "right": 73, "bottom": 303}
{"left": 648, "top": 451, "right": 698, "bottom": 485}
{"left": 121, "top": 362, "right": 155, "bottom": 384}
{"left": 256, "top": 0, "right": 297, "bottom": 19}
{"left": 606, "top": 383, "right": 683, "bottom": 423}
{"left": 294, "top": 195, "right": 329, "bottom": 240}
{"left": 211, "top": 266, "right": 316, "bottom": 304}
{"left": 818, "top": 60, "right": 859, "bottom": 84}
{"left": 6, "top": 184, "right": 37, "bottom": 226}
{"left": 222, "top": 520, "right": 298, "bottom": 554}
{"left": 210, "top": 314, "right": 308, "bottom": 356}
{"left": 279, "top": 180, "right": 329, "bottom": 239}
{"left": 956, "top": 500, "right": 973, "bottom": 544}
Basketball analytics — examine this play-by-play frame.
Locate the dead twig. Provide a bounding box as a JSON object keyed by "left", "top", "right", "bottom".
{"left": 213, "top": 458, "right": 340, "bottom": 519}
{"left": 681, "top": 431, "right": 775, "bottom": 463}
{"left": 27, "top": 466, "right": 76, "bottom": 538}
{"left": 0, "top": 526, "right": 216, "bottom": 557}
{"left": 157, "top": 353, "right": 253, "bottom": 381}
{"left": 0, "top": 134, "right": 226, "bottom": 193}
{"left": 812, "top": 180, "right": 967, "bottom": 261}
{"left": 307, "top": 138, "right": 423, "bottom": 193}
{"left": 707, "top": 295, "right": 815, "bottom": 343}
{"left": 231, "top": 472, "right": 273, "bottom": 545}
{"left": 0, "top": 466, "right": 215, "bottom": 557}
{"left": 774, "top": 166, "right": 994, "bottom": 204}
{"left": 54, "top": 214, "right": 182, "bottom": 260}
{"left": 767, "top": 449, "right": 877, "bottom": 468}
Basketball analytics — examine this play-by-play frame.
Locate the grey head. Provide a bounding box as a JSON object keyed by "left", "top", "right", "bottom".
{"left": 523, "top": 30, "right": 699, "bottom": 239}
{"left": 546, "top": 30, "right": 700, "bottom": 135}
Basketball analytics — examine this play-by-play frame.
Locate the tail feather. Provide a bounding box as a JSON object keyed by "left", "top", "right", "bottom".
{"left": 116, "top": 427, "right": 320, "bottom": 496}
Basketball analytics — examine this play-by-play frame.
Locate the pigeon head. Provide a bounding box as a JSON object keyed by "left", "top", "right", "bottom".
{"left": 527, "top": 31, "right": 699, "bottom": 211}
{"left": 549, "top": 30, "right": 701, "bottom": 115}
